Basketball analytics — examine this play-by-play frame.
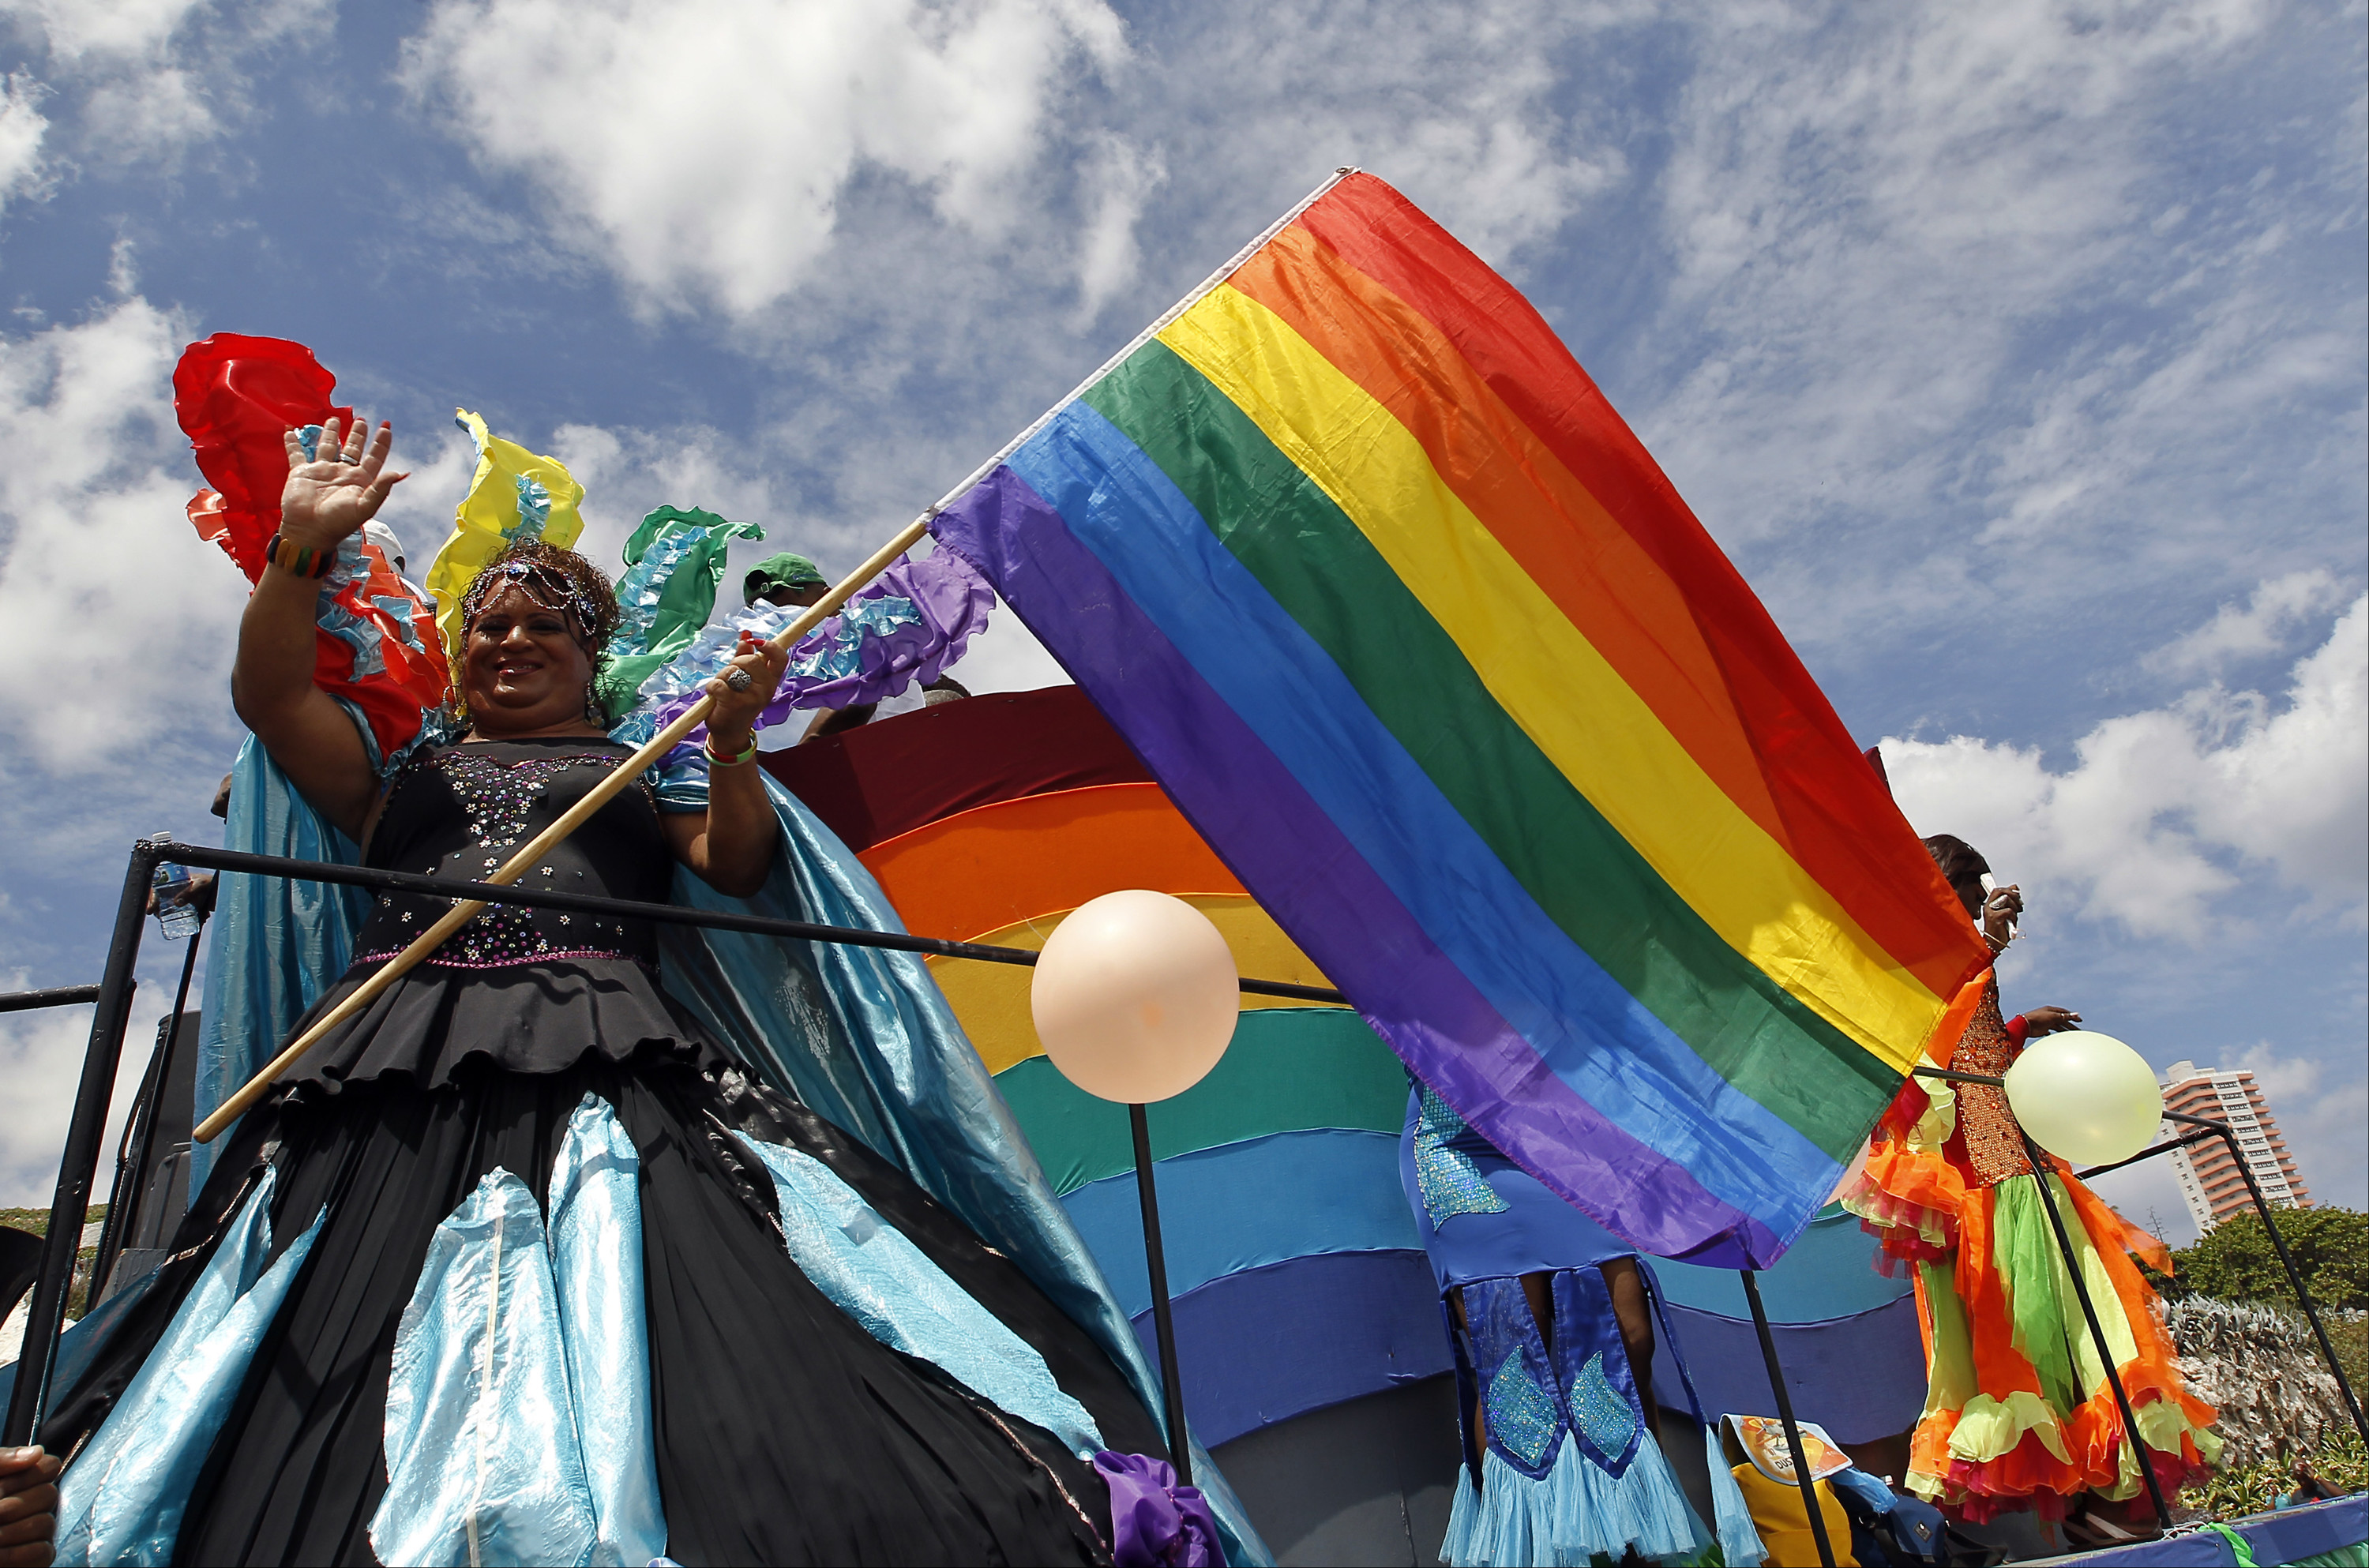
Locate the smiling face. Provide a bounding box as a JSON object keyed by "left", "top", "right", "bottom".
{"left": 460, "top": 583, "right": 597, "bottom": 734}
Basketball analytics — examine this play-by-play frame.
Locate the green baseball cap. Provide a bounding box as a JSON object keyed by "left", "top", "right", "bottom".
{"left": 744, "top": 550, "right": 827, "bottom": 604}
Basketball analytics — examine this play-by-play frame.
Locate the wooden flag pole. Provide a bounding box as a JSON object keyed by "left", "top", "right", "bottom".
{"left": 193, "top": 514, "right": 929, "bottom": 1144}
{"left": 195, "top": 168, "right": 1363, "bottom": 1146}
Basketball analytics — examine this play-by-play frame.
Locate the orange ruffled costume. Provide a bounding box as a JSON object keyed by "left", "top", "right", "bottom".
{"left": 1843, "top": 978, "right": 2219, "bottom": 1522}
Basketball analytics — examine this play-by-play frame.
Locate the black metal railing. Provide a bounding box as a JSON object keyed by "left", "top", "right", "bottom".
{"left": 4, "top": 837, "right": 1348, "bottom": 1445}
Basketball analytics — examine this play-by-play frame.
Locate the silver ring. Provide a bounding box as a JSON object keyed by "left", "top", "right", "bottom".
{"left": 723, "top": 667, "right": 753, "bottom": 692}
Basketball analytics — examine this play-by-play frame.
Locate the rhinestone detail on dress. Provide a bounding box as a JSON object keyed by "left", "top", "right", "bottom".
{"left": 1568, "top": 1351, "right": 1640, "bottom": 1465}
{"left": 379, "top": 748, "right": 645, "bottom": 970}
{"left": 1412, "top": 1083, "right": 1510, "bottom": 1229}
{"left": 1953, "top": 977, "right": 2034, "bottom": 1187}
{"left": 1485, "top": 1352, "right": 1563, "bottom": 1470}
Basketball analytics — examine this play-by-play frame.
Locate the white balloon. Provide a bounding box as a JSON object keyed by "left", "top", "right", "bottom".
{"left": 1030, "top": 891, "right": 1239, "bottom": 1104}
{"left": 2003, "top": 1031, "right": 2164, "bottom": 1166}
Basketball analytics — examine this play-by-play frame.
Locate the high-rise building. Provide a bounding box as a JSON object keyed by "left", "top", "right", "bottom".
{"left": 2157, "top": 1061, "right": 2311, "bottom": 1233}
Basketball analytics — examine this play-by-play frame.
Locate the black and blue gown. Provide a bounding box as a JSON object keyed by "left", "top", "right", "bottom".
{"left": 36, "top": 737, "right": 1187, "bottom": 1566}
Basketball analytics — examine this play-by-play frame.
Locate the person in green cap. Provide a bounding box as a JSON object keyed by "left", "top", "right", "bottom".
{"left": 744, "top": 550, "right": 828, "bottom": 609}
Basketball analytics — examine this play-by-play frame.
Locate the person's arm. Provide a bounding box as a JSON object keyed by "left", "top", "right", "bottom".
{"left": 660, "top": 632, "right": 788, "bottom": 897}
{"left": 2009, "top": 1005, "right": 2083, "bottom": 1042}
{"left": 229, "top": 418, "right": 407, "bottom": 841}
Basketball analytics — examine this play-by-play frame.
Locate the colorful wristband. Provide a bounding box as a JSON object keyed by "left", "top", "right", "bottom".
{"left": 704, "top": 732, "right": 758, "bottom": 767}
{"left": 265, "top": 533, "right": 335, "bottom": 579}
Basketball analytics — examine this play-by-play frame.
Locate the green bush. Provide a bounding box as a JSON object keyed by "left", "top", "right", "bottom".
{"left": 2184, "top": 1429, "right": 2367, "bottom": 1520}
{"left": 2160, "top": 1206, "right": 2369, "bottom": 1312}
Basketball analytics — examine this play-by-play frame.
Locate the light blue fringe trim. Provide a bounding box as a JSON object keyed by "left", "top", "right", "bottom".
{"left": 1442, "top": 1428, "right": 1710, "bottom": 1567}
{"left": 1706, "top": 1424, "right": 1767, "bottom": 1566}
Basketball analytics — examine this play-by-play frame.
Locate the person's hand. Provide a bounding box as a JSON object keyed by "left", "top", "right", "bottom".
{"left": 703, "top": 630, "right": 790, "bottom": 750}
{"left": 2021, "top": 1005, "right": 2083, "bottom": 1036}
{"left": 278, "top": 415, "right": 407, "bottom": 551}
{"left": 0, "top": 1446, "right": 62, "bottom": 1568}
{"left": 1982, "top": 883, "right": 2023, "bottom": 949}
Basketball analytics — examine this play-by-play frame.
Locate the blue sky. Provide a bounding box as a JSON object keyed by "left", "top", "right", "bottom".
{"left": 0, "top": 0, "right": 2360, "bottom": 1239}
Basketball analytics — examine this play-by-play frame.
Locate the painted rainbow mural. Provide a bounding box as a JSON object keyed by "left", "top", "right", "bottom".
{"left": 764, "top": 688, "right": 1450, "bottom": 1444}
{"left": 930, "top": 171, "right": 1993, "bottom": 1267}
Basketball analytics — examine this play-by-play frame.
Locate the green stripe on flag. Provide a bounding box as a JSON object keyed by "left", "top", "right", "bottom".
{"left": 1085, "top": 343, "right": 1894, "bottom": 1155}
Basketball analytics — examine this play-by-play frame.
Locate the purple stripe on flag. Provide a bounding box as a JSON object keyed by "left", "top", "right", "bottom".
{"left": 933, "top": 464, "right": 1779, "bottom": 1265}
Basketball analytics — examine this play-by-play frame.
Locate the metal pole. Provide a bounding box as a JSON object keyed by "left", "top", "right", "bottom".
{"left": 2073, "top": 1127, "right": 2224, "bottom": 1182}
{"left": 1739, "top": 1269, "right": 1838, "bottom": 1568}
{"left": 159, "top": 843, "right": 1351, "bottom": 1003}
{"left": 3, "top": 841, "right": 156, "bottom": 1446}
{"left": 1129, "top": 1103, "right": 1192, "bottom": 1487}
{"left": 90, "top": 912, "right": 205, "bottom": 1303}
{"left": 2161, "top": 1110, "right": 2367, "bottom": 1444}
{"left": 0, "top": 985, "right": 102, "bottom": 1014}
{"left": 2018, "top": 1131, "right": 2174, "bottom": 1527}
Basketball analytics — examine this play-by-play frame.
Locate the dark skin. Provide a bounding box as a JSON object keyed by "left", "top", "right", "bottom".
{"left": 1449, "top": 1258, "right": 1661, "bottom": 1468}
{"left": 231, "top": 415, "right": 787, "bottom": 895}
{"left": 0, "top": 1446, "right": 60, "bottom": 1568}
{"left": 1949, "top": 876, "right": 2082, "bottom": 1035}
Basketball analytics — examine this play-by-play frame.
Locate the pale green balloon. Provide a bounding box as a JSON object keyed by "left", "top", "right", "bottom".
{"left": 2003, "top": 1031, "right": 2164, "bottom": 1165}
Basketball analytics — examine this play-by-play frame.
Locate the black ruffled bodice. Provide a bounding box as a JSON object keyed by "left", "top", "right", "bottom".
{"left": 288, "top": 737, "right": 730, "bottom": 1093}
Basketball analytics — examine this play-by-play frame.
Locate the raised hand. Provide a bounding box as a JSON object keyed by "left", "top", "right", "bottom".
{"left": 279, "top": 415, "right": 407, "bottom": 548}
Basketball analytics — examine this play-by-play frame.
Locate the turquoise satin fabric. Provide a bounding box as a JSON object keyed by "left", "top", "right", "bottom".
{"left": 52, "top": 1168, "right": 323, "bottom": 1567}
{"left": 191, "top": 738, "right": 370, "bottom": 1193}
{"left": 546, "top": 1096, "right": 666, "bottom": 1567}
{"left": 374, "top": 1168, "right": 600, "bottom": 1568}
{"left": 174, "top": 751, "right": 1266, "bottom": 1563}
{"left": 743, "top": 1135, "right": 1106, "bottom": 1459}
{"left": 658, "top": 775, "right": 1267, "bottom": 1562}
{"left": 374, "top": 1097, "right": 668, "bottom": 1568}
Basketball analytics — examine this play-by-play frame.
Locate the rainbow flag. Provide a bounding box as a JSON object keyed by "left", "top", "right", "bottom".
{"left": 930, "top": 172, "right": 1992, "bottom": 1266}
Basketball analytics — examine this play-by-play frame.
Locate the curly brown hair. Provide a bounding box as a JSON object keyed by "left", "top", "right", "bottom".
{"left": 447, "top": 539, "right": 621, "bottom": 725}
{"left": 458, "top": 538, "right": 621, "bottom": 655}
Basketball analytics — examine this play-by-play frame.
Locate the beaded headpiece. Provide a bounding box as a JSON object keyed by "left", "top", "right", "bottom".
{"left": 457, "top": 540, "right": 620, "bottom": 655}
{"left": 449, "top": 540, "right": 621, "bottom": 723}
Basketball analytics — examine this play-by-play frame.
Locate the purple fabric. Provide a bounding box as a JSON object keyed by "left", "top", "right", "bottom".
{"left": 651, "top": 547, "right": 992, "bottom": 735}
{"left": 930, "top": 465, "right": 1777, "bottom": 1266}
{"left": 1094, "top": 1452, "right": 1226, "bottom": 1567}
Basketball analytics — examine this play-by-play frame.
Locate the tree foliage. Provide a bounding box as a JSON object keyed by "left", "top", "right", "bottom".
{"left": 2164, "top": 1206, "right": 2369, "bottom": 1312}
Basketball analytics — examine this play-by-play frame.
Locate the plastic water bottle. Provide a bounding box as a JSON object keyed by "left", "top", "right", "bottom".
{"left": 149, "top": 831, "right": 201, "bottom": 941}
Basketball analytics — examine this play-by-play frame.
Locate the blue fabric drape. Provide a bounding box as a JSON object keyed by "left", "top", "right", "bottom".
{"left": 191, "top": 739, "right": 370, "bottom": 1192}
{"left": 546, "top": 1096, "right": 666, "bottom": 1566}
{"left": 657, "top": 772, "right": 1266, "bottom": 1562}
{"left": 742, "top": 1135, "right": 1106, "bottom": 1459}
{"left": 372, "top": 1097, "right": 667, "bottom": 1568}
{"left": 51, "top": 1169, "right": 322, "bottom": 1566}
{"left": 174, "top": 755, "right": 1263, "bottom": 1563}
{"left": 374, "top": 1167, "right": 599, "bottom": 1568}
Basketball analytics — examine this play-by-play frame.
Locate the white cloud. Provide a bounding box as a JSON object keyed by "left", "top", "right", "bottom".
{"left": 1072, "top": 132, "right": 1164, "bottom": 323}
{"left": 2, "top": 0, "right": 210, "bottom": 61}
{"left": 401, "top": 0, "right": 1128, "bottom": 319}
{"left": 0, "top": 0, "right": 332, "bottom": 172}
{"left": 1629, "top": 0, "right": 2365, "bottom": 654}
{"left": 2228, "top": 1038, "right": 2369, "bottom": 1212}
{"left": 0, "top": 294, "right": 243, "bottom": 767}
{"left": 0, "top": 992, "right": 153, "bottom": 1208}
{"left": 1121, "top": 0, "right": 1628, "bottom": 276}
{"left": 2144, "top": 567, "right": 2351, "bottom": 678}
{"left": 0, "top": 69, "right": 49, "bottom": 212}
{"left": 1883, "top": 592, "right": 2368, "bottom": 940}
